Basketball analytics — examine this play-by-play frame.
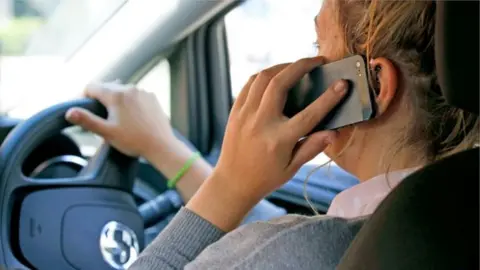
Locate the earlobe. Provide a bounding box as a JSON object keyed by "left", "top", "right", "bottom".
{"left": 369, "top": 58, "right": 398, "bottom": 116}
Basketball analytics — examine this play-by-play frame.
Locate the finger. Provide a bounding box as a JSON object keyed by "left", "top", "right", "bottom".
{"left": 232, "top": 75, "right": 256, "bottom": 111}
{"left": 84, "top": 84, "right": 116, "bottom": 105}
{"left": 288, "top": 80, "right": 348, "bottom": 138}
{"left": 244, "top": 63, "right": 290, "bottom": 111}
{"left": 65, "top": 108, "right": 112, "bottom": 139}
{"left": 84, "top": 82, "right": 130, "bottom": 105}
{"left": 261, "top": 56, "right": 326, "bottom": 113}
{"left": 288, "top": 131, "right": 336, "bottom": 171}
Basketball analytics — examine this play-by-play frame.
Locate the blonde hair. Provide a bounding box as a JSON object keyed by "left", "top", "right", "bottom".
{"left": 335, "top": 0, "right": 478, "bottom": 161}
{"left": 304, "top": 0, "right": 479, "bottom": 213}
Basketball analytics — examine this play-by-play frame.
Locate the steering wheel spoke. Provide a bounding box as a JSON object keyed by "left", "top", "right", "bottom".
{"left": 20, "top": 173, "right": 105, "bottom": 189}
{"left": 22, "top": 174, "right": 95, "bottom": 187}
{"left": 21, "top": 143, "right": 138, "bottom": 189}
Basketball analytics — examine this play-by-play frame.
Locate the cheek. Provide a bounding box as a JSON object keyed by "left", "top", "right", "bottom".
{"left": 317, "top": 34, "right": 345, "bottom": 62}
{"left": 316, "top": 6, "right": 345, "bottom": 61}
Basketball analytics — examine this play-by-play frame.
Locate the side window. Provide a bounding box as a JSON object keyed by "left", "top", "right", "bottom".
{"left": 225, "top": 0, "right": 328, "bottom": 165}
{"left": 136, "top": 59, "right": 171, "bottom": 118}
{"left": 225, "top": 0, "right": 321, "bottom": 98}
{"left": 67, "top": 58, "right": 171, "bottom": 156}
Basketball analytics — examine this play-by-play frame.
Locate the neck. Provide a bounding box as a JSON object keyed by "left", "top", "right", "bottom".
{"left": 341, "top": 133, "right": 427, "bottom": 182}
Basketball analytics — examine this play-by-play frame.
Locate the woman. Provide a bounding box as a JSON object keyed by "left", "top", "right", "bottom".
{"left": 66, "top": 0, "right": 479, "bottom": 269}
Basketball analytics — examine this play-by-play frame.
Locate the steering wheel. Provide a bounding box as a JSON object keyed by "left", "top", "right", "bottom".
{"left": 0, "top": 99, "right": 143, "bottom": 270}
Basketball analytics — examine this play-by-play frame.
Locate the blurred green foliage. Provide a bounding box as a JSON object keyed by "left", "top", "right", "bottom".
{"left": 0, "top": 18, "right": 44, "bottom": 55}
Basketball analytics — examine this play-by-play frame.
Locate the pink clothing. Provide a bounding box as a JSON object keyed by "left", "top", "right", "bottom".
{"left": 327, "top": 168, "right": 418, "bottom": 218}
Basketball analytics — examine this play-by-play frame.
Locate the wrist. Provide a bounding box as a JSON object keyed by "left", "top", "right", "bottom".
{"left": 186, "top": 170, "right": 261, "bottom": 232}
{"left": 144, "top": 137, "right": 194, "bottom": 177}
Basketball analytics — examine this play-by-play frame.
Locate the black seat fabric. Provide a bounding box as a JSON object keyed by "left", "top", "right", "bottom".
{"left": 337, "top": 1, "right": 479, "bottom": 269}
{"left": 434, "top": 1, "right": 479, "bottom": 114}
{"left": 337, "top": 147, "right": 479, "bottom": 270}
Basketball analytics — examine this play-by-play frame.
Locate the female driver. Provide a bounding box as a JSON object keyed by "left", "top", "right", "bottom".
{"left": 66, "top": 0, "right": 479, "bottom": 269}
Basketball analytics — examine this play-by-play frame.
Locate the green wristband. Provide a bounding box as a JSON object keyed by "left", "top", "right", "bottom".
{"left": 167, "top": 152, "right": 201, "bottom": 189}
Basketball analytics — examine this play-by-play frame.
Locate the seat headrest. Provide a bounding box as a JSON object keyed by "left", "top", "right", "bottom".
{"left": 435, "top": 1, "right": 479, "bottom": 115}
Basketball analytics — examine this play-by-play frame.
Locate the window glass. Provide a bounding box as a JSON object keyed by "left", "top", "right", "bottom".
{"left": 0, "top": 0, "right": 127, "bottom": 116}
{"left": 225, "top": 0, "right": 329, "bottom": 165}
{"left": 225, "top": 0, "right": 322, "bottom": 97}
{"left": 0, "top": 0, "right": 178, "bottom": 119}
{"left": 136, "top": 59, "right": 171, "bottom": 118}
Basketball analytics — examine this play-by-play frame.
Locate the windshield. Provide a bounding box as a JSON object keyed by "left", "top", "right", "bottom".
{"left": 0, "top": 0, "right": 127, "bottom": 116}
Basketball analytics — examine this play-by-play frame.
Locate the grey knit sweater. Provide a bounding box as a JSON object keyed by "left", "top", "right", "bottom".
{"left": 129, "top": 207, "right": 365, "bottom": 269}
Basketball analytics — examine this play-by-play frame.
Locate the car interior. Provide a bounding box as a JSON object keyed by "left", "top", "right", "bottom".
{"left": 0, "top": 0, "right": 477, "bottom": 269}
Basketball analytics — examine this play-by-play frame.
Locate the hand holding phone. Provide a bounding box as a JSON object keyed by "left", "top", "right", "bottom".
{"left": 284, "top": 55, "right": 376, "bottom": 133}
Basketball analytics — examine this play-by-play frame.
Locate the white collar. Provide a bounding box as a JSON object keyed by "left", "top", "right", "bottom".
{"left": 326, "top": 167, "right": 418, "bottom": 218}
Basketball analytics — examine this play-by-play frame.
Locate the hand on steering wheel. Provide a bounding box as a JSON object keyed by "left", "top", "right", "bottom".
{"left": 66, "top": 83, "right": 180, "bottom": 161}
{"left": 66, "top": 83, "right": 206, "bottom": 201}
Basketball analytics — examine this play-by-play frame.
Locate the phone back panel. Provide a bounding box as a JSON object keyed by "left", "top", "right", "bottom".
{"left": 284, "top": 55, "right": 375, "bottom": 133}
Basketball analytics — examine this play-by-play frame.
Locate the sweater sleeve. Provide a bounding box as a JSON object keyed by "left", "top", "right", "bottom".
{"left": 129, "top": 207, "right": 226, "bottom": 270}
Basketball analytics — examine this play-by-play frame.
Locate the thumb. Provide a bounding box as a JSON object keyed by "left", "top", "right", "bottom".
{"left": 289, "top": 131, "right": 336, "bottom": 171}
{"left": 65, "top": 108, "right": 111, "bottom": 138}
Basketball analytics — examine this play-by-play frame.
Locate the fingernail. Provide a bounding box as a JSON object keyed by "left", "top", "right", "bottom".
{"left": 66, "top": 109, "right": 78, "bottom": 121}
{"left": 334, "top": 80, "right": 347, "bottom": 93}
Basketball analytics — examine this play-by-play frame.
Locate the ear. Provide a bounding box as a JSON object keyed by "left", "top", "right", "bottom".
{"left": 369, "top": 57, "right": 399, "bottom": 116}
